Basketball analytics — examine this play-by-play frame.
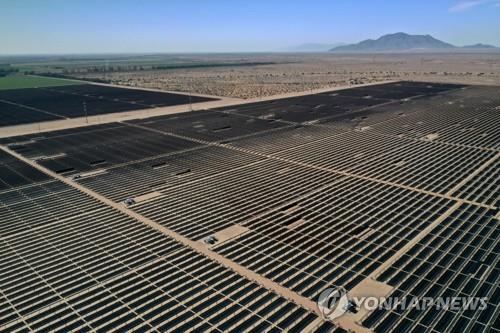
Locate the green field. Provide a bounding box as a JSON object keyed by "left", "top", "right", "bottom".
{"left": 0, "top": 75, "right": 79, "bottom": 90}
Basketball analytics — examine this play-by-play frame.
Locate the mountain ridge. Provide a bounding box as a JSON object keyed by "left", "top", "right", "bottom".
{"left": 330, "top": 33, "right": 497, "bottom": 53}
{"left": 462, "top": 43, "right": 497, "bottom": 49}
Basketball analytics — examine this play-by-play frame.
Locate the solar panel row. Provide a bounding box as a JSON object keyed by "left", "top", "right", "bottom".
{"left": 0, "top": 84, "right": 217, "bottom": 127}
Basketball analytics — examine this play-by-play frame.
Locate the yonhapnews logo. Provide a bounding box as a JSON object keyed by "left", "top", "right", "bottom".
{"left": 317, "top": 286, "right": 350, "bottom": 320}
{"left": 317, "top": 286, "right": 488, "bottom": 322}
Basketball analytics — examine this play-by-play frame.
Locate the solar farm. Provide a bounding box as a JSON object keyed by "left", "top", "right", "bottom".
{"left": 0, "top": 77, "right": 217, "bottom": 127}
{"left": 0, "top": 80, "right": 498, "bottom": 333}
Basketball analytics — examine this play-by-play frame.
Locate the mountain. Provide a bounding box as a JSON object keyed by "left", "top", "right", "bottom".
{"left": 330, "top": 33, "right": 456, "bottom": 53}
{"left": 462, "top": 43, "right": 497, "bottom": 49}
{"left": 282, "top": 42, "right": 346, "bottom": 52}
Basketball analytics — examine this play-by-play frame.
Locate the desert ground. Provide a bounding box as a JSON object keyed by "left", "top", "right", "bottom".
{"left": 73, "top": 53, "right": 500, "bottom": 99}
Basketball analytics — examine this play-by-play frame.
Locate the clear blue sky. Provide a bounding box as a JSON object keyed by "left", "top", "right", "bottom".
{"left": 1, "top": 0, "right": 499, "bottom": 54}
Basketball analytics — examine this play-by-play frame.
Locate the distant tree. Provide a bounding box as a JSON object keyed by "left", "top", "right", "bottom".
{"left": 0, "top": 64, "right": 19, "bottom": 76}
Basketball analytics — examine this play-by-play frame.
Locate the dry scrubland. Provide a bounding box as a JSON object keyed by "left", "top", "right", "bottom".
{"left": 75, "top": 53, "right": 500, "bottom": 99}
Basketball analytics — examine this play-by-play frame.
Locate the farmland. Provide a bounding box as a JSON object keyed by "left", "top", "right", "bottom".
{"left": 0, "top": 75, "right": 78, "bottom": 90}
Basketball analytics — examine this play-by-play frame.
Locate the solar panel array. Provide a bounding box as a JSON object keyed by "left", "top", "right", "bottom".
{"left": 0, "top": 147, "right": 323, "bottom": 333}
{"left": 1, "top": 81, "right": 498, "bottom": 333}
{"left": 366, "top": 203, "right": 498, "bottom": 333}
{"left": 214, "top": 178, "right": 456, "bottom": 297}
{"left": 0, "top": 84, "right": 217, "bottom": 127}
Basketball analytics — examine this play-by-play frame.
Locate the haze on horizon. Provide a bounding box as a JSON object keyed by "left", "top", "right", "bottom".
{"left": 1, "top": 0, "right": 500, "bottom": 55}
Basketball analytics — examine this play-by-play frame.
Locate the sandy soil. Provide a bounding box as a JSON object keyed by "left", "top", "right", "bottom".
{"left": 74, "top": 53, "right": 500, "bottom": 99}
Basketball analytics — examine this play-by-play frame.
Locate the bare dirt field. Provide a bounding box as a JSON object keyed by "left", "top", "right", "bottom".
{"left": 74, "top": 53, "right": 500, "bottom": 99}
